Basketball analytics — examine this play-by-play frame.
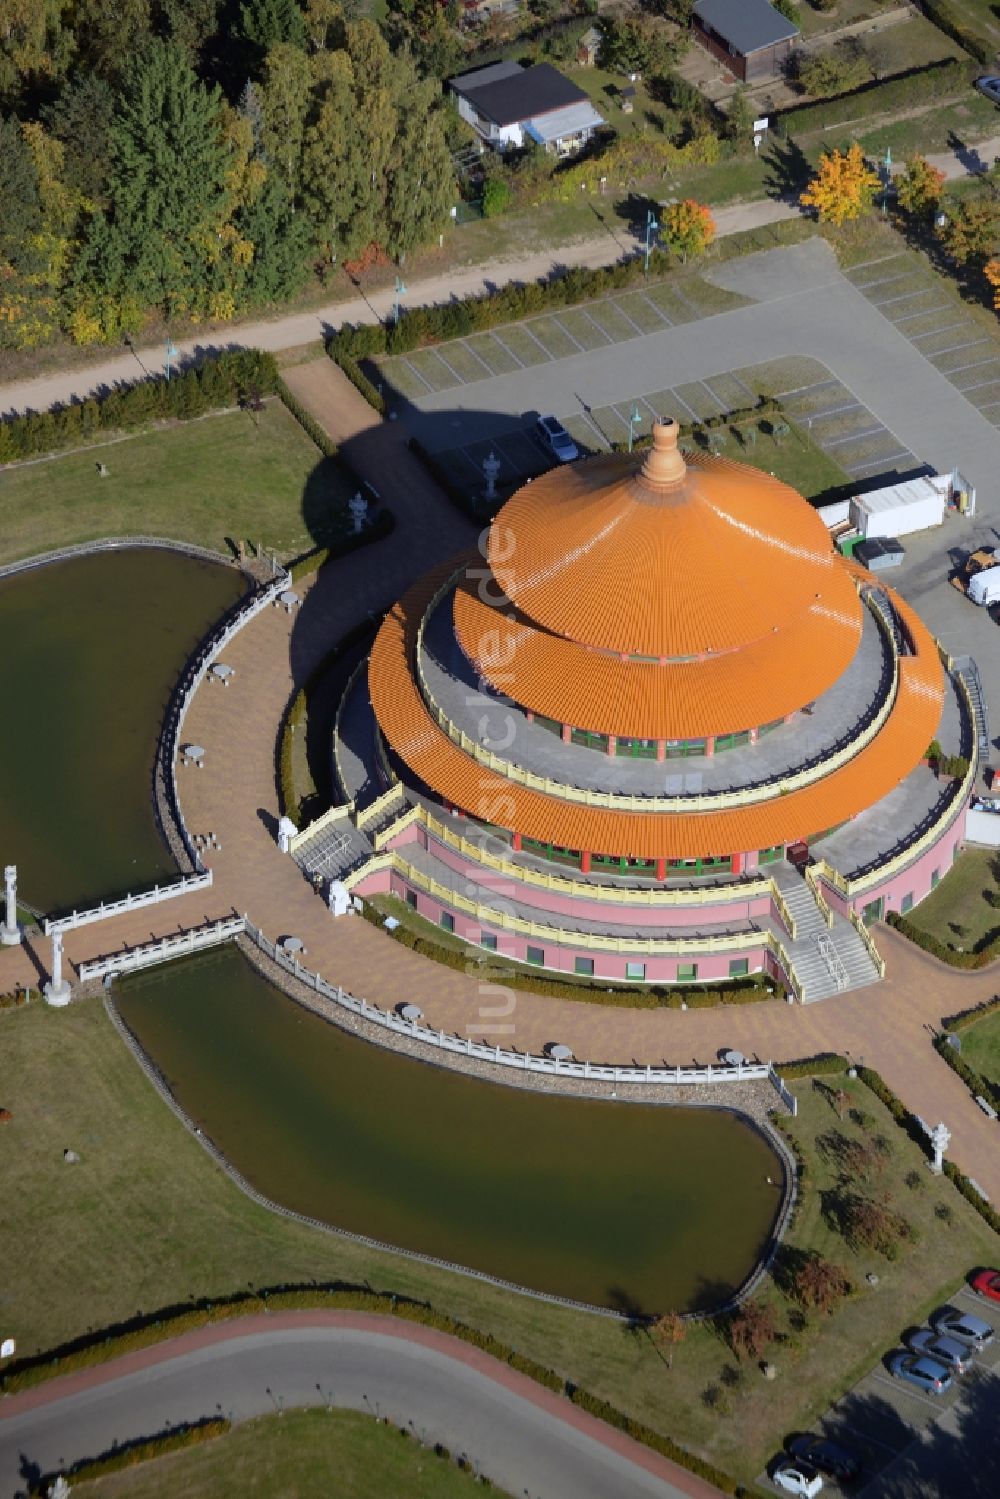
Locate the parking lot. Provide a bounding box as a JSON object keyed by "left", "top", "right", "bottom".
{"left": 760, "top": 1283, "right": 1000, "bottom": 1497}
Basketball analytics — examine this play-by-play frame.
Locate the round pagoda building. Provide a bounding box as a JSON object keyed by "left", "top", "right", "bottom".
{"left": 329, "top": 420, "right": 975, "bottom": 1002}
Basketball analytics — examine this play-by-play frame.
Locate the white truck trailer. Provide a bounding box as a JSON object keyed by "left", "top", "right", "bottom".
{"left": 968, "top": 565, "right": 1000, "bottom": 607}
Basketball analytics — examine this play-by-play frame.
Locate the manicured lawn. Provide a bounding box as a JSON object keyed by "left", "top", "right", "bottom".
{"left": 959, "top": 1010, "right": 1000, "bottom": 1087}
{"left": 74, "top": 1409, "right": 492, "bottom": 1498}
{"left": 0, "top": 402, "right": 353, "bottom": 567}
{"left": 3, "top": 997, "right": 996, "bottom": 1484}
{"left": 906, "top": 846, "right": 1000, "bottom": 952}
{"left": 715, "top": 421, "right": 850, "bottom": 501}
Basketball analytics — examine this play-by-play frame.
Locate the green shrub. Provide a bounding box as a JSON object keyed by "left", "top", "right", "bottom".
{"left": 886, "top": 910, "right": 1000, "bottom": 968}
{"left": 275, "top": 378, "right": 338, "bottom": 459}
{"left": 279, "top": 686, "right": 307, "bottom": 824}
{"left": 778, "top": 58, "right": 975, "bottom": 135}
{"left": 943, "top": 1161, "right": 1000, "bottom": 1233}
{"left": 0, "top": 350, "right": 279, "bottom": 465}
{"left": 287, "top": 508, "right": 395, "bottom": 584}
{"left": 922, "top": 0, "right": 993, "bottom": 65}
{"left": 775, "top": 1052, "right": 848, "bottom": 1079}
{"left": 933, "top": 1033, "right": 992, "bottom": 1104}
{"left": 941, "top": 994, "right": 1000, "bottom": 1032}
{"left": 35, "top": 1418, "right": 230, "bottom": 1493}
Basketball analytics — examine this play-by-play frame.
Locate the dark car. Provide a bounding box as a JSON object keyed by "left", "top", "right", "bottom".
{"left": 976, "top": 75, "right": 1000, "bottom": 104}
{"left": 788, "top": 1435, "right": 861, "bottom": 1484}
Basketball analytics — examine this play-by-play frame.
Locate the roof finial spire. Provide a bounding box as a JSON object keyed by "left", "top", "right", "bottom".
{"left": 640, "top": 418, "right": 686, "bottom": 487}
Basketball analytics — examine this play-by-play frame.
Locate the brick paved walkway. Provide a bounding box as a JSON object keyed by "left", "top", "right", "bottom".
{"left": 2, "top": 362, "right": 998, "bottom": 1203}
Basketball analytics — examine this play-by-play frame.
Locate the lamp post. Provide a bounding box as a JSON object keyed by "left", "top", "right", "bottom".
{"left": 627, "top": 403, "right": 642, "bottom": 453}
{"left": 392, "top": 276, "right": 407, "bottom": 324}
{"left": 165, "top": 339, "right": 178, "bottom": 381}
{"left": 644, "top": 209, "right": 659, "bottom": 275}
{"left": 882, "top": 146, "right": 892, "bottom": 216}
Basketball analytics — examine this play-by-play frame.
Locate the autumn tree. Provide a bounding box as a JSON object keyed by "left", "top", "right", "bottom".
{"left": 651, "top": 1311, "right": 687, "bottom": 1369}
{"left": 800, "top": 143, "right": 880, "bottom": 226}
{"left": 792, "top": 1254, "right": 851, "bottom": 1315}
{"left": 985, "top": 257, "right": 1000, "bottom": 312}
{"left": 728, "top": 1299, "right": 777, "bottom": 1359}
{"left": 662, "top": 199, "right": 715, "bottom": 261}
{"left": 895, "top": 154, "right": 945, "bottom": 218}
{"left": 938, "top": 195, "right": 1000, "bottom": 265}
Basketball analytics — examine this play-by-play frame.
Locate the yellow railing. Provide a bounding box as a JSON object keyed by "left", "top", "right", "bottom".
{"left": 413, "top": 575, "right": 901, "bottom": 816}
{"left": 344, "top": 851, "right": 394, "bottom": 890}
{"left": 850, "top": 907, "right": 886, "bottom": 977}
{"left": 771, "top": 882, "right": 797, "bottom": 941}
{"left": 423, "top": 809, "right": 778, "bottom": 907}
{"left": 288, "top": 800, "right": 355, "bottom": 855}
{"left": 804, "top": 864, "right": 834, "bottom": 929}
{"left": 394, "top": 854, "right": 782, "bottom": 958}
{"left": 373, "top": 803, "right": 421, "bottom": 851}
{"left": 356, "top": 783, "right": 406, "bottom": 833}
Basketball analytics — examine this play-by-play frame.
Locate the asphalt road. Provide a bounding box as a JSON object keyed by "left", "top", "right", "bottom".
{"left": 0, "top": 1318, "right": 714, "bottom": 1499}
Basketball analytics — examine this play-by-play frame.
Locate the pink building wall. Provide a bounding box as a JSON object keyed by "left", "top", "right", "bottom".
{"left": 820, "top": 803, "right": 968, "bottom": 920}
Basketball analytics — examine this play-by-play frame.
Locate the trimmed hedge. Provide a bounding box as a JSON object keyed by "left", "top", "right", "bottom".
{"left": 0, "top": 990, "right": 28, "bottom": 1009}
{"left": 941, "top": 994, "right": 1000, "bottom": 1033}
{"left": 886, "top": 910, "right": 1000, "bottom": 969}
{"left": 775, "top": 1052, "right": 848, "bottom": 1080}
{"left": 409, "top": 436, "right": 498, "bottom": 522}
{"left": 1, "top": 1282, "right": 747, "bottom": 1495}
{"left": 778, "top": 58, "right": 975, "bottom": 135}
{"left": 934, "top": 1033, "right": 997, "bottom": 1110}
{"left": 921, "top": 0, "right": 994, "bottom": 66}
{"left": 35, "top": 1418, "right": 230, "bottom": 1494}
{"left": 361, "top": 900, "right": 779, "bottom": 1009}
{"left": 275, "top": 375, "right": 339, "bottom": 458}
{"left": 0, "top": 349, "right": 279, "bottom": 464}
{"left": 943, "top": 1160, "right": 1000, "bottom": 1234}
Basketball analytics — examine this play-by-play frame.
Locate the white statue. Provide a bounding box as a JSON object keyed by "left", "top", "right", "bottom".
{"left": 483, "top": 451, "right": 501, "bottom": 500}
{"left": 929, "top": 1120, "right": 951, "bottom": 1174}
{"left": 348, "top": 491, "right": 368, "bottom": 534}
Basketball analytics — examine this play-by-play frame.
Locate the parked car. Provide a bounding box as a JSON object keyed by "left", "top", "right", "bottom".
{"left": 976, "top": 75, "right": 1000, "bottom": 104}
{"left": 772, "top": 1457, "right": 824, "bottom": 1497}
{"left": 972, "top": 1268, "right": 1000, "bottom": 1302}
{"left": 535, "top": 415, "right": 579, "bottom": 463}
{"left": 933, "top": 1308, "right": 995, "bottom": 1349}
{"left": 908, "top": 1328, "right": 975, "bottom": 1374}
{"left": 889, "top": 1352, "right": 953, "bottom": 1394}
{"left": 787, "top": 1434, "right": 861, "bottom": 1483}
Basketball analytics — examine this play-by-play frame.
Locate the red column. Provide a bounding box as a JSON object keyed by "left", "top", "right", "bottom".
{"left": 749, "top": 726, "right": 759, "bottom": 745}
{"left": 607, "top": 736, "right": 617, "bottom": 757}
{"left": 705, "top": 737, "right": 715, "bottom": 758}
{"left": 656, "top": 857, "right": 667, "bottom": 879}
{"left": 512, "top": 832, "right": 522, "bottom": 851}
{"left": 656, "top": 741, "right": 666, "bottom": 762}
{"left": 581, "top": 849, "right": 592, "bottom": 873}
{"left": 731, "top": 851, "right": 744, "bottom": 875}
{"left": 525, "top": 710, "right": 534, "bottom": 723}
{"left": 561, "top": 723, "right": 572, "bottom": 743}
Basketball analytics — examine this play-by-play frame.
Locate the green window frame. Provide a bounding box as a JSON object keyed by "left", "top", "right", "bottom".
{"left": 526, "top": 945, "right": 544, "bottom": 966}
{"left": 900, "top": 892, "right": 914, "bottom": 915}
{"left": 405, "top": 889, "right": 417, "bottom": 909}
{"left": 677, "top": 963, "right": 698, "bottom": 982}
{"left": 931, "top": 868, "right": 940, "bottom": 890}
{"left": 729, "top": 958, "right": 749, "bottom": 978}
{"left": 574, "top": 956, "right": 595, "bottom": 976}
{"left": 480, "top": 932, "right": 498, "bottom": 951}
{"left": 571, "top": 727, "right": 608, "bottom": 751}
{"left": 861, "top": 897, "right": 883, "bottom": 924}
{"left": 625, "top": 961, "right": 646, "bottom": 980}
{"left": 440, "top": 911, "right": 455, "bottom": 933}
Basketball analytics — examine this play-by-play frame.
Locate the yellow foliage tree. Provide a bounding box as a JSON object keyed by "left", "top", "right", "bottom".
{"left": 985, "top": 258, "right": 1000, "bottom": 312}
{"left": 661, "top": 199, "right": 716, "bottom": 262}
{"left": 800, "top": 144, "right": 880, "bottom": 226}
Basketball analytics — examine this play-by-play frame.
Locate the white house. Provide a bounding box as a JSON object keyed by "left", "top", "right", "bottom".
{"left": 449, "top": 61, "right": 605, "bottom": 157}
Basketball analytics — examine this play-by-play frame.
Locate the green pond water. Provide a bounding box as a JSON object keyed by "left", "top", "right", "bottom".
{"left": 0, "top": 549, "right": 243, "bottom": 912}
{"left": 117, "top": 946, "right": 784, "bottom": 1313}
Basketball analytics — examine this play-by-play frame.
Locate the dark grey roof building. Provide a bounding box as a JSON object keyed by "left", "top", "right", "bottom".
{"left": 449, "top": 62, "right": 604, "bottom": 155}
{"left": 692, "top": 0, "right": 799, "bottom": 80}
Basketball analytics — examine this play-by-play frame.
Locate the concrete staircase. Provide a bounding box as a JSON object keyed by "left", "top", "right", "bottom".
{"left": 953, "top": 654, "right": 989, "bottom": 759}
{"left": 773, "top": 867, "right": 883, "bottom": 1003}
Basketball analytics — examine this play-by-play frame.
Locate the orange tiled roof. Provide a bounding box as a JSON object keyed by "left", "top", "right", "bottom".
{"left": 452, "top": 560, "right": 864, "bottom": 740}
{"left": 369, "top": 563, "right": 944, "bottom": 860}
{"left": 490, "top": 422, "right": 848, "bottom": 660}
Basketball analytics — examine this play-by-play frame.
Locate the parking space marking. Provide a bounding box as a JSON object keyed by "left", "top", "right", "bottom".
{"left": 669, "top": 283, "right": 701, "bottom": 318}
{"left": 613, "top": 299, "right": 646, "bottom": 336}
{"left": 845, "top": 449, "right": 913, "bottom": 475}
{"left": 945, "top": 355, "right": 1000, "bottom": 377}
{"left": 575, "top": 408, "right": 612, "bottom": 450}
{"left": 909, "top": 321, "right": 967, "bottom": 341}
{"left": 846, "top": 252, "right": 909, "bottom": 274}
{"left": 892, "top": 303, "right": 952, "bottom": 324}
{"left": 400, "top": 357, "right": 436, "bottom": 394}
{"left": 576, "top": 307, "right": 614, "bottom": 345}
{"left": 851, "top": 271, "right": 913, "bottom": 294}
{"left": 460, "top": 341, "right": 498, "bottom": 379}
{"left": 930, "top": 337, "right": 995, "bottom": 360}
{"left": 490, "top": 331, "right": 526, "bottom": 369}
{"left": 823, "top": 426, "right": 889, "bottom": 447}
{"left": 635, "top": 291, "right": 673, "bottom": 327}
{"left": 771, "top": 377, "right": 839, "bottom": 400}
{"left": 432, "top": 347, "right": 472, "bottom": 385}
{"left": 870, "top": 286, "right": 937, "bottom": 309}
{"left": 639, "top": 396, "right": 667, "bottom": 426}
{"left": 456, "top": 445, "right": 491, "bottom": 481}
{"left": 548, "top": 316, "right": 585, "bottom": 352}
{"left": 800, "top": 400, "right": 864, "bottom": 422}
{"left": 520, "top": 322, "right": 556, "bottom": 360}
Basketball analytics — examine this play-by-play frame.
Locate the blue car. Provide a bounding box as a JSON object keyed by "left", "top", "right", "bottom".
{"left": 889, "top": 1352, "right": 953, "bottom": 1394}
